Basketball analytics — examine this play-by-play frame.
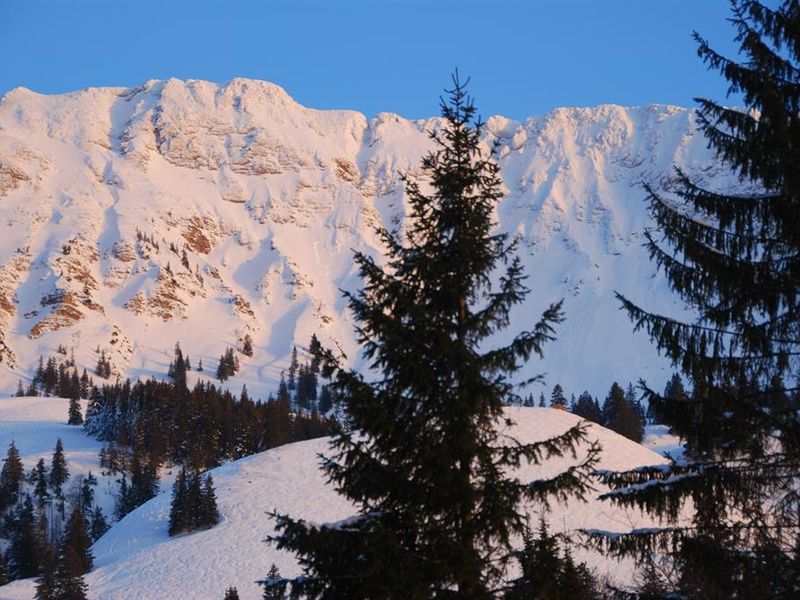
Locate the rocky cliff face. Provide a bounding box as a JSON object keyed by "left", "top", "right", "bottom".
{"left": 0, "top": 78, "right": 732, "bottom": 398}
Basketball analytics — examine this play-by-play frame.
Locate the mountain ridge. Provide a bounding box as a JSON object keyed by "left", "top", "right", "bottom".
{"left": 0, "top": 77, "right": 732, "bottom": 399}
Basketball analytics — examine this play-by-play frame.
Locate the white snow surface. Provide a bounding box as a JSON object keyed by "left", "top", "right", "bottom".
{"left": 0, "top": 396, "right": 116, "bottom": 517}
{"left": 0, "top": 402, "right": 670, "bottom": 599}
{"left": 0, "top": 78, "right": 740, "bottom": 399}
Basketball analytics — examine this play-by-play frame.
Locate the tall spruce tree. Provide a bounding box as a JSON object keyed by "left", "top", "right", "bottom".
{"left": 269, "top": 74, "right": 599, "bottom": 598}
{"left": 49, "top": 438, "right": 69, "bottom": 498}
{"left": 200, "top": 474, "right": 220, "bottom": 528}
{"left": 67, "top": 397, "right": 83, "bottom": 426}
{"left": 32, "top": 458, "right": 49, "bottom": 507}
{"left": 34, "top": 540, "right": 57, "bottom": 600}
{"left": 0, "top": 440, "right": 24, "bottom": 509}
{"left": 53, "top": 545, "right": 89, "bottom": 600}
{"left": 168, "top": 467, "right": 188, "bottom": 536}
{"left": 594, "top": 2, "right": 800, "bottom": 597}
{"left": 61, "top": 505, "right": 93, "bottom": 575}
{"left": 89, "top": 506, "right": 109, "bottom": 542}
{"left": 8, "top": 494, "right": 39, "bottom": 579}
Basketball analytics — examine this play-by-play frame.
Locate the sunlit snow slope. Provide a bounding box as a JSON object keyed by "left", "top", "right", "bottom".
{"left": 0, "top": 396, "right": 116, "bottom": 516}
{"left": 0, "top": 78, "right": 737, "bottom": 397}
{"left": 0, "top": 406, "right": 670, "bottom": 599}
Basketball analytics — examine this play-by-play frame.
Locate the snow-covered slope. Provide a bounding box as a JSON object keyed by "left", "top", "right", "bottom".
{"left": 0, "top": 396, "right": 116, "bottom": 516}
{"left": 0, "top": 78, "right": 733, "bottom": 397}
{"left": 0, "top": 406, "right": 670, "bottom": 599}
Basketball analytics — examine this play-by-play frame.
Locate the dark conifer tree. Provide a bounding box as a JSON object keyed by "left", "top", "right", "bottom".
{"left": 216, "top": 348, "right": 238, "bottom": 382}
{"left": 78, "top": 472, "right": 97, "bottom": 512}
{"left": 602, "top": 383, "right": 644, "bottom": 443}
{"left": 506, "top": 518, "right": 598, "bottom": 600}
{"left": 506, "top": 519, "right": 562, "bottom": 599}
{"left": 200, "top": 474, "right": 220, "bottom": 528}
{"left": 572, "top": 391, "right": 603, "bottom": 425}
{"left": 294, "top": 364, "right": 307, "bottom": 410}
{"left": 168, "top": 469, "right": 220, "bottom": 535}
{"left": 61, "top": 506, "right": 92, "bottom": 575}
{"left": 601, "top": 382, "right": 622, "bottom": 428}
{"left": 308, "top": 334, "right": 322, "bottom": 374}
{"left": 15, "top": 379, "right": 24, "bottom": 397}
{"left": 168, "top": 467, "right": 188, "bottom": 536}
{"left": 67, "top": 397, "right": 83, "bottom": 426}
{"left": 550, "top": 383, "right": 567, "bottom": 407}
{"left": 287, "top": 346, "right": 298, "bottom": 391}
{"left": 650, "top": 372, "right": 687, "bottom": 425}
{"left": 0, "top": 440, "right": 25, "bottom": 510}
{"left": 95, "top": 351, "right": 106, "bottom": 379}
{"left": 625, "top": 382, "right": 647, "bottom": 428}
{"left": 34, "top": 539, "right": 57, "bottom": 600}
{"left": 128, "top": 449, "right": 159, "bottom": 509}
{"left": 634, "top": 558, "right": 670, "bottom": 597}
{"left": 264, "top": 395, "right": 292, "bottom": 449}
{"left": 300, "top": 364, "right": 318, "bottom": 410}
{"left": 558, "top": 545, "right": 599, "bottom": 599}
{"left": 269, "top": 74, "right": 598, "bottom": 598}
{"left": 49, "top": 438, "right": 69, "bottom": 498}
{"left": 223, "top": 587, "right": 241, "bottom": 600}
{"left": 79, "top": 369, "right": 90, "bottom": 399}
{"left": 317, "top": 385, "right": 333, "bottom": 415}
{"left": 114, "top": 476, "right": 130, "bottom": 521}
{"left": 8, "top": 495, "right": 39, "bottom": 578}
{"left": 277, "top": 372, "right": 290, "bottom": 404}
{"left": 242, "top": 334, "right": 254, "bottom": 358}
{"left": 595, "top": 2, "right": 800, "bottom": 596}
{"left": 260, "top": 563, "right": 287, "bottom": 600}
{"left": 89, "top": 506, "right": 109, "bottom": 542}
{"left": 171, "top": 343, "right": 188, "bottom": 389}
{"left": 33, "top": 459, "right": 49, "bottom": 507}
{"left": 36, "top": 356, "right": 45, "bottom": 387}
{"left": 53, "top": 545, "right": 89, "bottom": 600}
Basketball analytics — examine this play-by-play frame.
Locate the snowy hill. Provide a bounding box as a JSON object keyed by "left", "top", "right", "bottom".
{"left": 0, "top": 405, "right": 671, "bottom": 599}
{"left": 0, "top": 78, "right": 734, "bottom": 398}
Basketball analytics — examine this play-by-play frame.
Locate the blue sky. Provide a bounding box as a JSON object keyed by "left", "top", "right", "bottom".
{"left": 1, "top": 0, "right": 743, "bottom": 120}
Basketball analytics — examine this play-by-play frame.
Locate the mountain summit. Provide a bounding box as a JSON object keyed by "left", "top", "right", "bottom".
{"left": 0, "top": 78, "right": 731, "bottom": 398}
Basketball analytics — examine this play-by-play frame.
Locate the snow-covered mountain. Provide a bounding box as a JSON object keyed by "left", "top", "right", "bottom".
{"left": 0, "top": 78, "right": 730, "bottom": 399}
{"left": 0, "top": 399, "right": 672, "bottom": 599}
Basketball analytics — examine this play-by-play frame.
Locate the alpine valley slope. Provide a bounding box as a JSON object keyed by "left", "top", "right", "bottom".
{"left": 0, "top": 78, "right": 737, "bottom": 398}
{"left": 0, "top": 402, "right": 672, "bottom": 600}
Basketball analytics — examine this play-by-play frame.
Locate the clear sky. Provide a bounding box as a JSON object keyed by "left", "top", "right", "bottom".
{"left": 1, "top": 0, "right": 745, "bottom": 121}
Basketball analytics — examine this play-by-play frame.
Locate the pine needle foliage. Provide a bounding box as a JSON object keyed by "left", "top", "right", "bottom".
{"left": 269, "top": 74, "right": 599, "bottom": 599}
{"left": 593, "top": 2, "right": 800, "bottom": 597}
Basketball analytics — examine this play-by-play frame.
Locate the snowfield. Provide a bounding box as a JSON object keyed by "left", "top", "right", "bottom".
{"left": 0, "top": 400, "right": 672, "bottom": 599}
